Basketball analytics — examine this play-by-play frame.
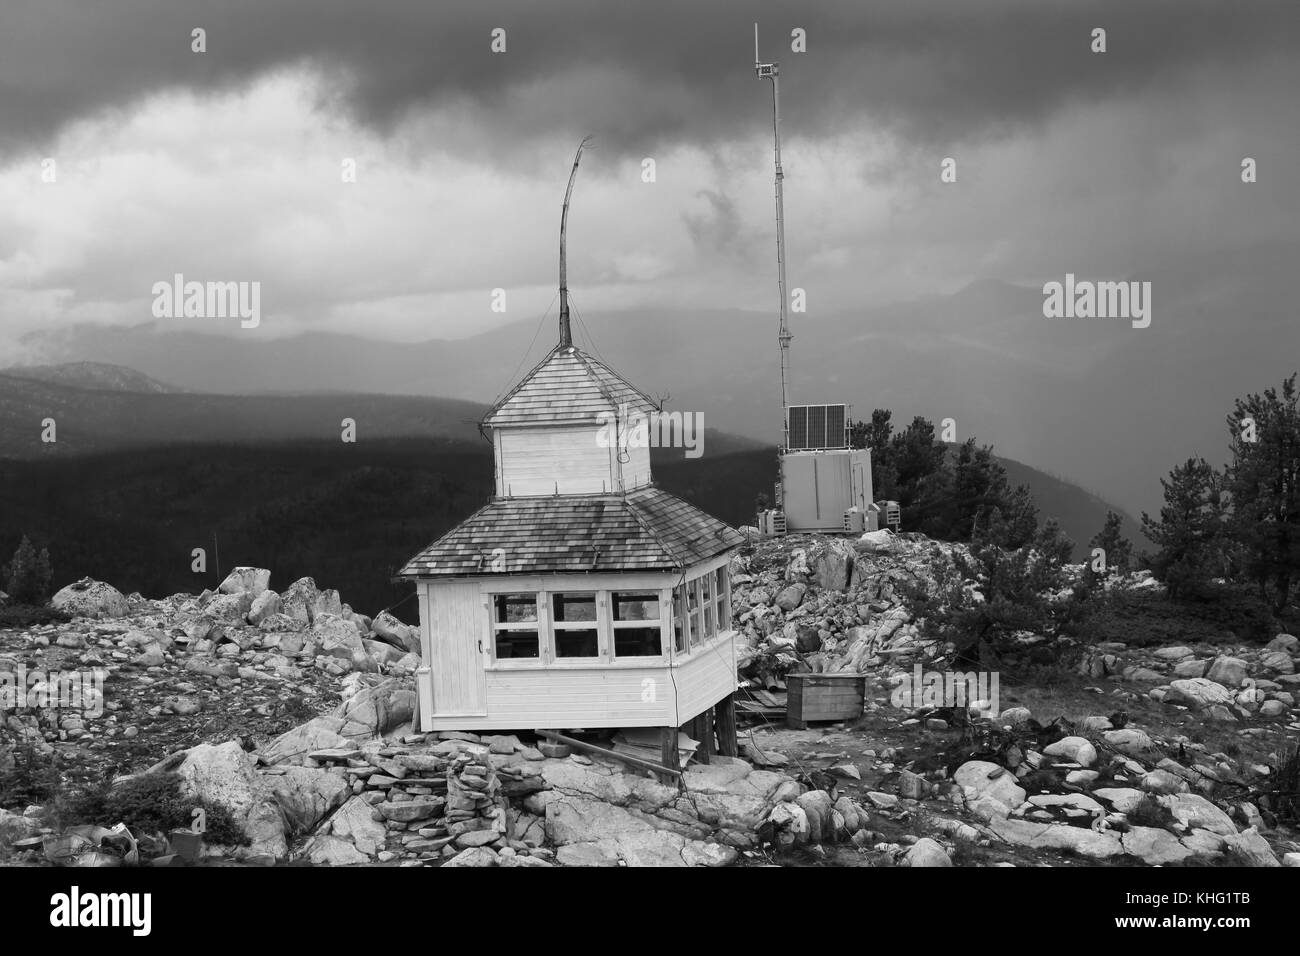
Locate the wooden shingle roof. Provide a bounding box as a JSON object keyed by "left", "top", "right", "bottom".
{"left": 483, "top": 345, "right": 659, "bottom": 428}
{"left": 398, "top": 486, "right": 744, "bottom": 578}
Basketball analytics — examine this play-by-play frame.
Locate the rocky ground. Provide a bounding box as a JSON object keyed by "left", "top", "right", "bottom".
{"left": 1, "top": 534, "right": 1299, "bottom": 867}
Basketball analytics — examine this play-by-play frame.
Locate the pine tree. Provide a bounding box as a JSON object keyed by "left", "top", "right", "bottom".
{"left": 1086, "top": 510, "right": 1133, "bottom": 585}
{"left": 1224, "top": 374, "right": 1300, "bottom": 613}
{"left": 3, "top": 535, "right": 54, "bottom": 606}
{"left": 1141, "top": 458, "right": 1226, "bottom": 600}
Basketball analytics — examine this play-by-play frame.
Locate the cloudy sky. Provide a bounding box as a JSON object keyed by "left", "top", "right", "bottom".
{"left": 1, "top": 0, "right": 1297, "bottom": 357}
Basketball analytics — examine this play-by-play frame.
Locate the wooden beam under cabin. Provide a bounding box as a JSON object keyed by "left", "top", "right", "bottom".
{"left": 535, "top": 729, "right": 683, "bottom": 782}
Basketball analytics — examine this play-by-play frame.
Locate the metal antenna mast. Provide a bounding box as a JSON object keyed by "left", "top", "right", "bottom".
{"left": 754, "top": 24, "right": 792, "bottom": 449}
{"left": 559, "top": 136, "right": 592, "bottom": 349}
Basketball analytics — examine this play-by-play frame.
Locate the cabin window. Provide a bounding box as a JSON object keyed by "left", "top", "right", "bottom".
{"left": 701, "top": 572, "right": 715, "bottom": 638}
{"left": 492, "top": 592, "right": 540, "bottom": 660}
{"left": 551, "top": 592, "right": 599, "bottom": 658}
{"left": 687, "top": 579, "right": 702, "bottom": 647}
{"left": 715, "top": 566, "right": 730, "bottom": 632}
{"left": 672, "top": 587, "right": 687, "bottom": 655}
{"left": 611, "top": 592, "right": 662, "bottom": 658}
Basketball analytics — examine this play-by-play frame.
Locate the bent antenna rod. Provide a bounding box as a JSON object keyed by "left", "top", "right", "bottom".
{"left": 559, "top": 136, "right": 593, "bottom": 349}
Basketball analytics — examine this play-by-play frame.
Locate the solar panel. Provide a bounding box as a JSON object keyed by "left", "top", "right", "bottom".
{"left": 785, "top": 404, "right": 848, "bottom": 450}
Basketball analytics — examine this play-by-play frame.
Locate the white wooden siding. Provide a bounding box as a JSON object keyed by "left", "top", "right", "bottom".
{"left": 498, "top": 426, "right": 614, "bottom": 496}
{"left": 671, "top": 630, "right": 737, "bottom": 722}
{"left": 427, "top": 580, "right": 488, "bottom": 718}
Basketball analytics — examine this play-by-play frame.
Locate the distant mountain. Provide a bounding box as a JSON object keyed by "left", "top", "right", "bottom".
{"left": 22, "top": 239, "right": 1300, "bottom": 519}
{"left": 0, "top": 371, "right": 765, "bottom": 460}
{"left": 1, "top": 361, "right": 181, "bottom": 394}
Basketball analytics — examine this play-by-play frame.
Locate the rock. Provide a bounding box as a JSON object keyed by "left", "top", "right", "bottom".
{"left": 795, "top": 790, "right": 834, "bottom": 843}
{"left": 1043, "top": 736, "right": 1097, "bottom": 768}
{"left": 1260, "top": 700, "right": 1288, "bottom": 718}
{"left": 811, "top": 539, "right": 854, "bottom": 591}
{"left": 1027, "top": 793, "right": 1105, "bottom": 815}
{"left": 323, "top": 796, "right": 384, "bottom": 858}
{"left": 1205, "top": 656, "right": 1249, "bottom": 689}
{"left": 1282, "top": 852, "right": 1300, "bottom": 867}
{"left": 955, "top": 760, "right": 1026, "bottom": 816}
{"left": 902, "top": 837, "right": 951, "bottom": 867}
{"left": 218, "top": 567, "right": 271, "bottom": 598}
{"left": 855, "top": 530, "right": 896, "bottom": 553}
{"left": 1158, "top": 793, "right": 1236, "bottom": 836}
{"left": 1103, "top": 728, "right": 1160, "bottom": 763}
{"left": 313, "top": 589, "right": 344, "bottom": 620}
{"left": 1180, "top": 828, "right": 1227, "bottom": 857}
{"left": 1140, "top": 769, "right": 1187, "bottom": 794}
{"left": 204, "top": 591, "right": 253, "bottom": 622}
{"left": 1222, "top": 826, "right": 1280, "bottom": 866}
{"left": 1165, "top": 678, "right": 1234, "bottom": 710}
{"left": 1123, "top": 826, "right": 1195, "bottom": 865}
{"left": 1264, "top": 633, "right": 1298, "bottom": 654}
{"left": 379, "top": 798, "right": 443, "bottom": 823}
{"left": 51, "top": 578, "right": 128, "bottom": 618}
{"left": 280, "top": 577, "right": 321, "bottom": 624}
{"left": 169, "top": 741, "right": 287, "bottom": 859}
{"left": 314, "top": 614, "right": 366, "bottom": 662}
{"left": 303, "top": 834, "right": 370, "bottom": 865}
{"left": 1125, "top": 667, "right": 1165, "bottom": 683}
{"left": 370, "top": 611, "right": 420, "bottom": 654}
{"left": 999, "top": 707, "right": 1032, "bottom": 729}
{"left": 248, "top": 590, "right": 282, "bottom": 626}
{"left": 1153, "top": 646, "right": 1194, "bottom": 661}
{"left": 1260, "top": 651, "right": 1295, "bottom": 675}
{"left": 333, "top": 678, "right": 416, "bottom": 739}
{"left": 259, "top": 716, "right": 352, "bottom": 765}
{"left": 988, "top": 817, "right": 1124, "bottom": 859}
{"left": 1066, "top": 770, "right": 1100, "bottom": 787}
{"left": 270, "top": 766, "right": 349, "bottom": 834}
{"left": 1079, "top": 716, "right": 1113, "bottom": 733}
{"left": 1172, "top": 659, "right": 1209, "bottom": 679}
{"left": 774, "top": 583, "right": 806, "bottom": 612}
{"left": 1093, "top": 788, "right": 1145, "bottom": 814}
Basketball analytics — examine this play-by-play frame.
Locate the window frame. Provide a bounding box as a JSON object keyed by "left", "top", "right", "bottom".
{"left": 489, "top": 591, "right": 543, "bottom": 664}
{"left": 610, "top": 590, "right": 665, "bottom": 661}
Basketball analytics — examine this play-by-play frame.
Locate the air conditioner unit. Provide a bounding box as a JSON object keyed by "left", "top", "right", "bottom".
{"left": 758, "top": 509, "right": 787, "bottom": 536}
{"left": 843, "top": 508, "right": 865, "bottom": 533}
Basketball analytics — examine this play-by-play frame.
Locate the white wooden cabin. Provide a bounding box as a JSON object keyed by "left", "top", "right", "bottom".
{"left": 398, "top": 343, "right": 744, "bottom": 742}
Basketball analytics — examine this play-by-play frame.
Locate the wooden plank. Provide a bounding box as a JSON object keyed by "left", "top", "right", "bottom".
{"left": 536, "top": 729, "right": 682, "bottom": 780}
{"left": 660, "top": 726, "right": 679, "bottom": 783}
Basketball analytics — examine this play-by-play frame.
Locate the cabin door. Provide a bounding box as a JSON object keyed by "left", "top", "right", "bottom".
{"left": 427, "top": 581, "right": 488, "bottom": 717}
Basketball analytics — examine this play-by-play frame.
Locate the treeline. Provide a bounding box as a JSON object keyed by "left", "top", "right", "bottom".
{"left": 1142, "top": 374, "right": 1300, "bottom": 613}
{"left": 851, "top": 409, "right": 1047, "bottom": 550}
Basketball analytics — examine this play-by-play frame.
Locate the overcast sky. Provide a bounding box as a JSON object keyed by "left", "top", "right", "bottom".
{"left": 1, "top": 0, "right": 1298, "bottom": 356}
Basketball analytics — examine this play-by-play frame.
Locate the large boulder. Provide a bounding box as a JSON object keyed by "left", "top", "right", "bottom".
{"left": 280, "top": 577, "right": 321, "bottom": 624}
{"left": 902, "top": 837, "right": 952, "bottom": 867}
{"left": 774, "top": 583, "right": 806, "bottom": 612}
{"left": 811, "top": 539, "right": 854, "bottom": 591}
{"left": 955, "top": 760, "right": 1026, "bottom": 818}
{"left": 313, "top": 614, "right": 366, "bottom": 662}
{"left": 258, "top": 716, "right": 352, "bottom": 766}
{"left": 1205, "top": 656, "right": 1249, "bottom": 689}
{"left": 1157, "top": 793, "right": 1237, "bottom": 836}
{"left": 1103, "top": 728, "right": 1161, "bottom": 763}
{"left": 328, "top": 795, "right": 389, "bottom": 856}
{"left": 171, "top": 741, "right": 287, "bottom": 859}
{"left": 1123, "top": 826, "right": 1194, "bottom": 865}
{"left": 269, "top": 766, "right": 350, "bottom": 834}
{"left": 370, "top": 611, "right": 420, "bottom": 654}
{"left": 203, "top": 591, "right": 253, "bottom": 622}
{"left": 218, "top": 567, "right": 271, "bottom": 598}
{"left": 1165, "top": 678, "right": 1234, "bottom": 710}
{"left": 332, "top": 678, "right": 416, "bottom": 740}
{"left": 248, "top": 590, "right": 282, "bottom": 626}
{"left": 1264, "top": 633, "right": 1298, "bottom": 655}
{"left": 50, "top": 578, "right": 128, "bottom": 618}
{"left": 987, "top": 817, "right": 1124, "bottom": 859}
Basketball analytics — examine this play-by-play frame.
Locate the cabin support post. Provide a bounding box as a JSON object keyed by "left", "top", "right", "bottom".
{"left": 697, "top": 710, "right": 714, "bottom": 764}
{"left": 660, "top": 726, "right": 678, "bottom": 784}
{"left": 715, "top": 693, "right": 738, "bottom": 758}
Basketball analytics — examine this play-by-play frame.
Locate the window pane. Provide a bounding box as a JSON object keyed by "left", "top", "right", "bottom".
{"left": 704, "top": 605, "right": 714, "bottom": 638}
{"left": 673, "top": 588, "right": 686, "bottom": 653}
{"left": 701, "top": 573, "right": 713, "bottom": 602}
{"left": 687, "top": 581, "right": 699, "bottom": 610}
{"left": 613, "top": 592, "right": 659, "bottom": 621}
{"left": 555, "top": 627, "right": 599, "bottom": 658}
{"left": 552, "top": 592, "right": 597, "bottom": 622}
{"left": 495, "top": 630, "right": 539, "bottom": 659}
{"left": 615, "top": 626, "right": 662, "bottom": 657}
{"left": 495, "top": 593, "right": 536, "bottom": 624}
{"left": 716, "top": 567, "right": 727, "bottom": 603}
